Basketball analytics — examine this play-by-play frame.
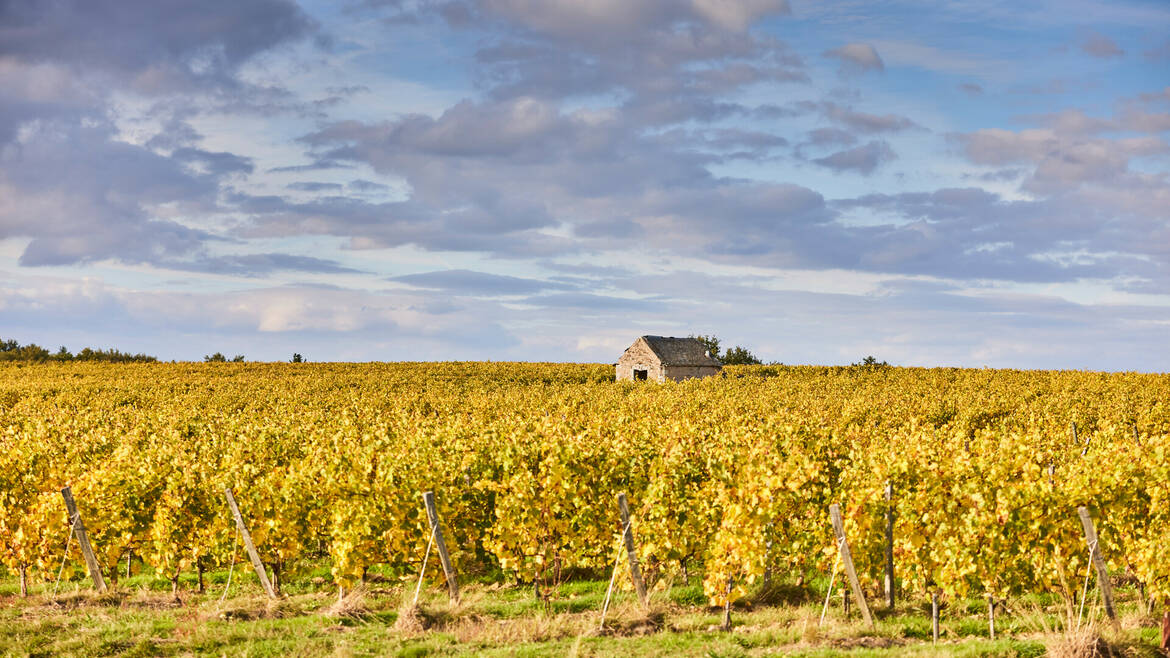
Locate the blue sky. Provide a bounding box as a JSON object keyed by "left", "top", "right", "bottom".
{"left": 1, "top": 0, "right": 1168, "bottom": 368}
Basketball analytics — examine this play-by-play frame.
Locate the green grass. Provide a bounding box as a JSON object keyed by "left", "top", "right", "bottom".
{"left": 0, "top": 564, "right": 1162, "bottom": 657}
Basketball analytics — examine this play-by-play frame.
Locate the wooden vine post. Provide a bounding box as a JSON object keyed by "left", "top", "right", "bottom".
{"left": 988, "top": 596, "right": 996, "bottom": 640}
{"left": 423, "top": 491, "right": 460, "bottom": 602}
{"left": 616, "top": 493, "right": 648, "bottom": 607}
{"left": 223, "top": 488, "right": 278, "bottom": 599}
{"left": 931, "top": 593, "right": 940, "bottom": 642}
{"left": 829, "top": 503, "right": 874, "bottom": 625}
{"left": 60, "top": 487, "right": 107, "bottom": 592}
{"left": 1076, "top": 506, "right": 1117, "bottom": 628}
{"left": 884, "top": 482, "right": 895, "bottom": 610}
{"left": 721, "top": 576, "right": 733, "bottom": 631}
{"left": 1161, "top": 611, "right": 1169, "bottom": 652}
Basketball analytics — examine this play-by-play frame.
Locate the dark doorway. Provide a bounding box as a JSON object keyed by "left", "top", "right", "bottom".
{"left": 634, "top": 369, "right": 648, "bottom": 381}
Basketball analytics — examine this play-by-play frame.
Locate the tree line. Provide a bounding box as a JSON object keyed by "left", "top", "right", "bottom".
{"left": 0, "top": 338, "right": 158, "bottom": 363}
{"left": 0, "top": 339, "right": 312, "bottom": 365}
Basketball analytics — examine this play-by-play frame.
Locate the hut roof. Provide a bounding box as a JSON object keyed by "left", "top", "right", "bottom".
{"left": 641, "top": 336, "right": 723, "bottom": 367}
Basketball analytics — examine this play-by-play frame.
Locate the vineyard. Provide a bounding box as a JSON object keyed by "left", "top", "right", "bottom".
{"left": 1, "top": 361, "right": 1168, "bottom": 654}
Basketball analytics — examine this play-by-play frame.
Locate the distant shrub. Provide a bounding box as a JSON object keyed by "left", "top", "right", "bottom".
{"left": 0, "top": 338, "right": 156, "bottom": 363}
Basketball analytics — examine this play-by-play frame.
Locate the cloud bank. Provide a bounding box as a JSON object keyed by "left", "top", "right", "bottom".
{"left": 0, "top": 0, "right": 1167, "bottom": 367}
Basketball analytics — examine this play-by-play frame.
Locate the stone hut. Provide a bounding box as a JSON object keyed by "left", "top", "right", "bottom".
{"left": 615, "top": 336, "right": 722, "bottom": 382}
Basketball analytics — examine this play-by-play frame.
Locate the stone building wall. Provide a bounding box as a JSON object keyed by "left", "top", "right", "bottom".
{"left": 615, "top": 339, "right": 664, "bottom": 381}
{"left": 662, "top": 365, "right": 721, "bottom": 382}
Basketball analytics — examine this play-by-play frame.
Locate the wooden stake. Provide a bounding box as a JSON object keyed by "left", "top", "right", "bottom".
{"left": 423, "top": 491, "right": 460, "bottom": 602}
{"left": 762, "top": 532, "right": 773, "bottom": 589}
{"left": 721, "top": 576, "right": 733, "bottom": 631}
{"left": 617, "top": 493, "right": 648, "bottom": 607}
{"left": 1076, "top": 506, "right": 1117, "bottom": 627}
{"left": 932, "top": 593, "right": 940, "bottom": 642}
{"left": 1160, "top": 611, "right": 1169, "bottom": 652}
{"left": 884, "top": 482, "right": 895, "bottom": 610}
{"left": 223, "top": 488, "right": 277, "bottom": 599}
{"left": 829, "top": 504, "right": 873, "bottom": 625}
{"left": 843, "top": 587, "right": 851, "bottom": 617}
{"left": 60, "top": 487, "right": 107, "bottom": 592}
{"left": 988, "top": 596, "right": 996, "bottom": 640}
{"left": 1132, "top": 423, "right": 1141, "bottom": 447}
{"left": 19, "top": 564, "right": 28, "bottom": 597}
{"left": 1070, "top": 421, "right": 1079, "bottom": 446}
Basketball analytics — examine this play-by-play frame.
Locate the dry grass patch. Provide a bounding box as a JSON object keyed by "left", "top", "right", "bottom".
{"left": 424, "top": 589, "right": 649, "bottom": 645}
{"left": 393, "top": 601, "right": 428, "bottom": 633}
{"left": 1043, "top": 622, "right": 1124, "bottom": 658}
{"left": 795, "top": 610, "right": 824, "bottom": 645}
{"left": 827, "top": 635, "right": 905, "bottom": 650}
{"left": 200, "top": 592, "right": 313, "bottom": 622}
{"left": 1012, "top": 598, "right": 1131, "bottom": 658}
{"left": 264, "top": 595, "right": 306, "bottom": 619}
{"left": 748, "top": 580, "right": 813, "bottom": 608}
{"left": 393, "top": 596, "right": 458, "bottom": 635}
{"left": 123, "top": 587, "right": 188, "bottom": 611}
{"left": 41, "top": 588, "right": 130, "bottom": 610}
{"left": 1117, "top": 605, "right": 1157, "bottom": 632}
{"left": 598, "top": 600, "right": 666, "bottom": 637}
{"left": 445, "top": 609, "right": 588, "bottom": 645}
{"left": 326, "top": 584, "right": 372, "bottom": 620}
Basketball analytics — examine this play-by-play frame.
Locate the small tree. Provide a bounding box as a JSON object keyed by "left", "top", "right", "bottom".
{"left": 721, "top": 346, "right": 762, "bottom": 365}
{"left": 852, "top": 355, "right": 889, "bottom": 367}
{"left": 690, "top": 334, "right": 720, "bottom": 359}
{"left": 291, "top": 353, "right": 303, "bottom": 363}
{"left": 231, "top": 355, "right": 245, "bottom": 363}
{"left": 204, "top": 352, "right": 227, "bottom": 363}
{"left": 690, "top": 334, "right": 764, "bottom": 365}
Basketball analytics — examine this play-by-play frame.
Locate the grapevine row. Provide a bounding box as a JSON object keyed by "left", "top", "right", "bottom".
{"left": 0, "top": 362, "right": 1166, "bottom": 611}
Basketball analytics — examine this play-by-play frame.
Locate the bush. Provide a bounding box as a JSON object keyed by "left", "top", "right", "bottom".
{"left": 721, "top": 346, "right": 762, "bottom": 365}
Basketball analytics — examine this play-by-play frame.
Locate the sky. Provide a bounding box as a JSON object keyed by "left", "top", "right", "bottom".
{"left": 1, "top": 0, "right": 1168, "bottom": 369}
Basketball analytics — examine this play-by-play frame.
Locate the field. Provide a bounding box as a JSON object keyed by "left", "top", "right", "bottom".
{"left": 1, "top": 362, "right": 1168, "bottom": 656}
